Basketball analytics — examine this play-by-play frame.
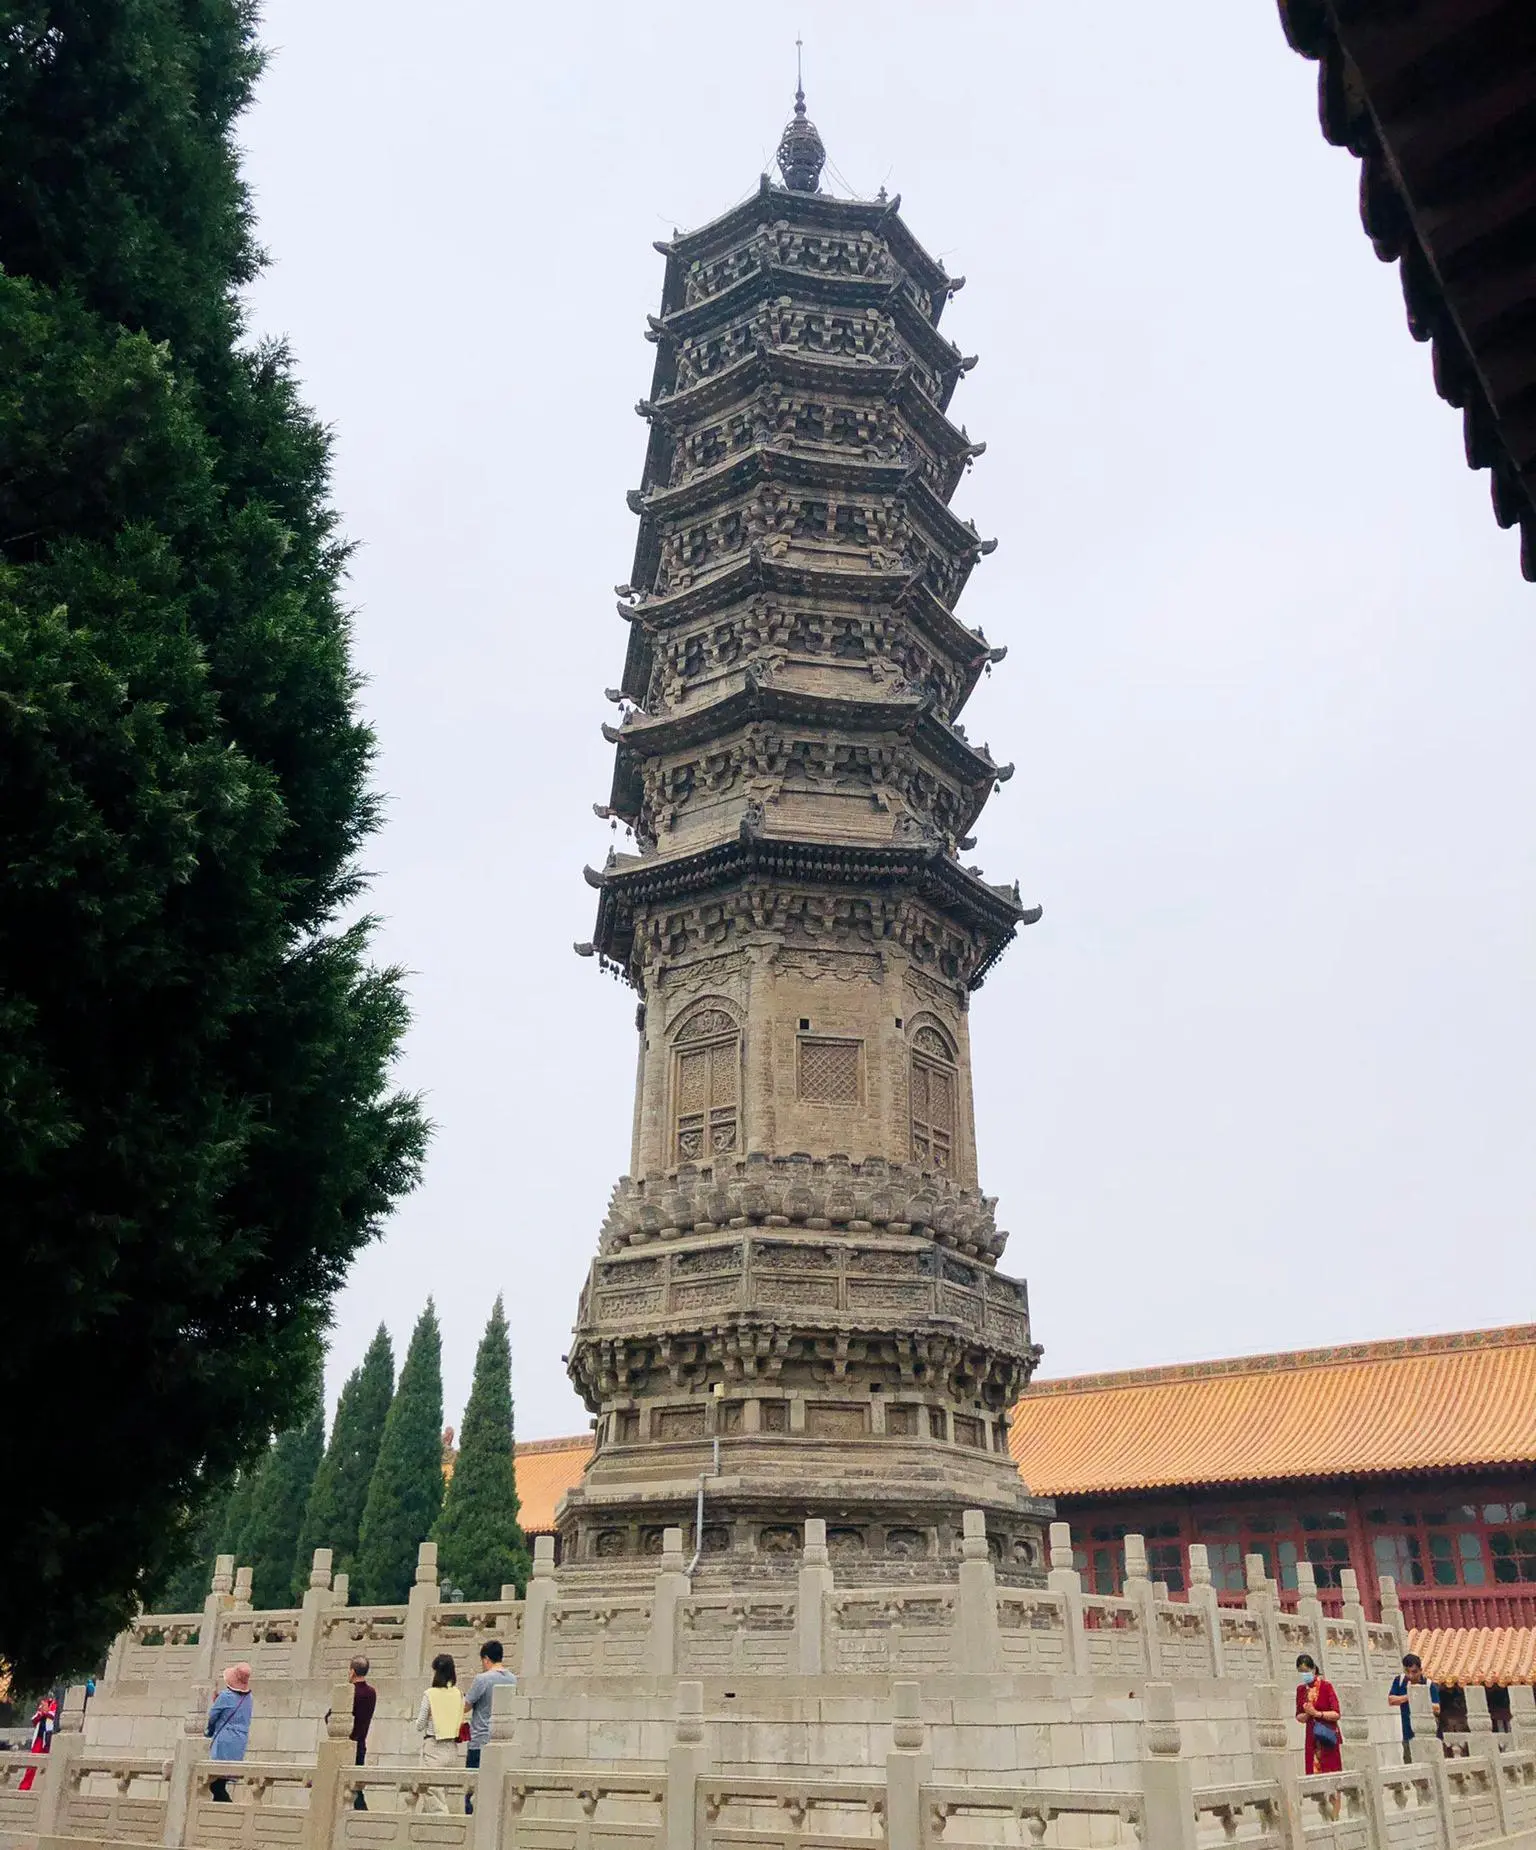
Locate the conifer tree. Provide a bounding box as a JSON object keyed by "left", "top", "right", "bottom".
{"left": 155, "top": 1479, "right": 236, "bottom": 1614}
{"left": 294, "top": 1325, "right": 394, "bottom": 1594}
{"left": 356, "top": 1305, "right": 443, "bottom": 1604}
{"left": 0, "top": 3, "right": 427, "bottom": 1680}
{"left": 434, "top": 1297, "right": 530, "bottom": 1600}
{"left": 241, "top": 1395, "right": 324, "bottom": 1608}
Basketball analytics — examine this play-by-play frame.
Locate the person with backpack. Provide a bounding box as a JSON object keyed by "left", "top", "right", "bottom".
{"left": 205, "top": 1664, "right": 253, "bottom": 1801}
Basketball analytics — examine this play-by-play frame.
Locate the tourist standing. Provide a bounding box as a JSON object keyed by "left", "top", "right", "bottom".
{"left": 1296, "top": 1653, "right": 1343, "bottom": 1776}
{"left": 415, "top": 1654, "right": 466, "bottom": 1813}
{"left": 206, "top": 1663, "right": 253, "bottom": 1801}
{"left": 461, "top": 1639, "right": 517, "bottom": 1813}
{"left": 348, "top": 1657, "right": 377, "bottom": 1809}
{"left": 1389, "top": 1653, "right": 1440, "bottom": 1764}
{"left": 16, "top": 1691, "right": 57, "bottom": 1791}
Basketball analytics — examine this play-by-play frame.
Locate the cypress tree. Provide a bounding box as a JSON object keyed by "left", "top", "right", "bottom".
{"left": 0, "top": 3, "right": 427, "bottom": 1681}
{"left": 241, "top": 1395, "right": 324, "bottom": 1608}
{"left": 356, "top": 1304, "right": 443, "bottom": 1604}
{"left": 294, "top": 1325, "right": 394, "bottom": 1592}
{"left": 434, "top": 1297, "right": 530, "bottom": 1600}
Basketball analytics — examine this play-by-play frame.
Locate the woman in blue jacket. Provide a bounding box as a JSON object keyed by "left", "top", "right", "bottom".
{"left": 205, "top": 1663, "right": 253, "bottom": 1801}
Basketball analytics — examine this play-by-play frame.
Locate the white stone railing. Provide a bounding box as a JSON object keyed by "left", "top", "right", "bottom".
{"left": 99, "top": 1517, "right": 1439, "bottom": 1699}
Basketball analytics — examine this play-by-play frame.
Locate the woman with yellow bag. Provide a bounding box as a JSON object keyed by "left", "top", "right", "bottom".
{"left": 415, "top": 1655, "right": 467, "bottom": 1811}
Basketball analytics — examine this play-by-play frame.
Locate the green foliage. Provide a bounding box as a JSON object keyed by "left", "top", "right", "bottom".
{"left": 296, "top": 1325, "right": 394, "bottom": 1590}
{"left": 356, "top": 1306, "right": 444, "bottom": 1604}
{"left": 434, "top": 1297, "right": 530, "bottom": 1600}
{"left": 0, "top": 0, "right": 427, "bottom": 1683}
{"left": 153, "top": 1479, "right": 235, "bottom": 1614}
{"left": 238, "top": 1390, "right": 323, "bottom": 1609}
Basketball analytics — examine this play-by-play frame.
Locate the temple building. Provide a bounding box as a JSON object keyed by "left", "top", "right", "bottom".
{"left": 563, "top": 79, "right": 1051, "bottom": 1578}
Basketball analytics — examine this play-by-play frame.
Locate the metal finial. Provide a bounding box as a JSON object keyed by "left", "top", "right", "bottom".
{"left": 777, "top": 36, "right": 825, "bottom": 193}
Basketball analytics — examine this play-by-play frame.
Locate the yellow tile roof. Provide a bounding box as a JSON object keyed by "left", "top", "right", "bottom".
{"left": 1009, "top": 1326, "right": 1536, "bottom": 1496}
{"left": 1408, "top": 1627, "right": 1536, "bottom": 1688}
{"left": 515, "top": 1434, "right": 593, "bottom": 1534}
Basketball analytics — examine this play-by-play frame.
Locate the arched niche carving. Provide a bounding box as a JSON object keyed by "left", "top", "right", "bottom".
{"left": 907, "top": 1014, "right": 958, "bottom": 1174}
{"left": 670, "top": 998, "right": 742, "bottom": 1164}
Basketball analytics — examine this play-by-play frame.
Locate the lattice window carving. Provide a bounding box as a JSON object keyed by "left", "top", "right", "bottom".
{"left": 673, "top": 1008, "right": 740, "bottom": 1163}
{"left": 797, "top": 1036, "right": 861, "bottom": 1105}
{"left": 910, "top": 1025, "right": 957, "bottom": 1173}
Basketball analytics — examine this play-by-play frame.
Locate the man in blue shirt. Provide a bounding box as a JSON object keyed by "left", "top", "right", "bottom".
{"left": 1389, "top": 1653, "right": 1440, "bottom": 1764}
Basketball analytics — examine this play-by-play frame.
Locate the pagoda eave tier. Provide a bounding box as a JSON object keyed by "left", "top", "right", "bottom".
{"left": 603, "top": 681, "right": 1004, "bottom": 821}
{"left": 655, "top": 176, "right": 953, "bottom": 318}
{"left": 650, "top": 267, "right": 968, "bottom": 385}
{"left": 632, "top": 446, "right": 987, "bottom": 553}
{"left": 585, "top": 835, "right": 1037, "bottom": 989}
{"left": 618, "top": 552, "right": 997, "bottom": 708}
{"left": 639, "top": 347, "right": 982, "bottom": 477}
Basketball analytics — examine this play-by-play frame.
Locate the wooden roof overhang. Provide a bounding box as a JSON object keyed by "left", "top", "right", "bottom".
{"left": 585, "top": 834, "right": 1036, "bottom": 990}
{"left": 617, "top": 551, "right": 997, "bottom": 707}
{"left": 638, "top": 347, "right": 984, "bottom": 501}
{"left": 602, "top": 677, "right": 1006, "bottom": 831}
{"left": 655, "top": 174, "right": 955, "bottom": 321}
{"left": 1279, "top": 0, "right": 1536, "bottom": 580}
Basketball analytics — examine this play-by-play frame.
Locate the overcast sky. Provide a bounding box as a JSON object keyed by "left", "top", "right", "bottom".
{"left": 238, "top": 1, "right": 1536, "bottom": 1442}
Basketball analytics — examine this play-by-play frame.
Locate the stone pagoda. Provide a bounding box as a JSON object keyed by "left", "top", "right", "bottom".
{"left": 568, "top": 84, "right": 1049, "bottom": 1584}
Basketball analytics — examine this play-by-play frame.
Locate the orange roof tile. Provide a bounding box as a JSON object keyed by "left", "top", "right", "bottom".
{"left": 515, "top": 1434, "right": 593, "bottom": 1534}
{"left": 1009, "top": 1326, "right": 1536, "bottom": 1496}
{"left": 1408, "top": 1627, "right": 1536, "bottom": 1688}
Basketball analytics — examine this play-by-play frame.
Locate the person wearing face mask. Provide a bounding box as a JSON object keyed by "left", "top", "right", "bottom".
{"left": 1295, "top": 1653, "right": 1343, "bottom": 1776}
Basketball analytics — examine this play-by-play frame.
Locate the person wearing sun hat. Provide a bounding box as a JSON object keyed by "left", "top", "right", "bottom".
{"left": 205, "top": 1663, "right": 254, "bottom": 1801}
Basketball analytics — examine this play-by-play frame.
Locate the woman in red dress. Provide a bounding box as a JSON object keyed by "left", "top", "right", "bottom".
{"left": 1296, "top": 1652, "right": 1343, "bottom": 1775}
{"left": 16, "top": 1693, "right": 57, "bottom": 1792}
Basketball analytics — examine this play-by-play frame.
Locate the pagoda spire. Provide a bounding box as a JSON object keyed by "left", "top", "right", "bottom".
{"left": 776, "top": 37, "right": 826, "bottom": 193}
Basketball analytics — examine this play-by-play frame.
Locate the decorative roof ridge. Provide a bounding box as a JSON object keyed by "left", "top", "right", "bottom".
{"left": 1021, "top": 1323, "right": 1536, "bottom": 1398}
{"left": 516, "top": 1432, "right": 593, "bottom": 1455}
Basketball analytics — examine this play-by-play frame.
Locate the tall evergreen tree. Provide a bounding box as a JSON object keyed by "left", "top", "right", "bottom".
{"left": 0, "top": 3, "right": 427, "bottom": 1681}
{"left": 240, "top": 1394, "right": 324, "bottom": 1609}
{"left": 295, "top": 1325, "right": 394, "bottom": 1592}
{"left": 154, "top": 1477, "right": 237, "bottom": 1614}
{"left": 356, "top": 1305, "right": 443, "bottom": 1604}
{"left": 433, "top": 1298, "right": 530, "bottom": 1600}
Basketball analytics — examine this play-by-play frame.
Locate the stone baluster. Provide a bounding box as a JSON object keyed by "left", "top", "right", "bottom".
{"left": 650, "top": 1527, "right": 689, "bottom": 1674}
{"left": 195, "top": 1555, "right": 236, "bottom": 1683}
{"left": 1047, "top": 1521, "right": 1088, "bottom": 1676}
{"left": 1139, "top": 1682, "right": 1197, "bottom": 1850}
{"left": 332, "top": 1572, "right": 349, "bottom": 1608}
{"left": 956, "top": 1510, "right": 1003, "bottom": 1674}
{"left": 35, "top": 1700, "right": 83, "bottom": 1843}
{"left": 231, "top": 1565, "right": 253, "bottom": 1612}
{"left": 663, "top": 1681, "right": 709, "bottom": 1850}
{"left": 1186, "top": 1544, "right": 1224, "bottom": 1679}
{"left": 886, "top": 1680, "right": 931, "bottom": 1850}
{"left": 1123, "top": 1533, "right": 1159, "bottom": 1677}
{"left": 472, "top": 1675, "right": 533, "bottom": 1850}
{"left": 1506, "top": 1683, "right": 1536, "bottom": 1744}
{"left": 294, "top": 1548, "right": 332, "bottom": 1680}
{"left": 1246, "top": 1683, "right": 1302, "bottom": 1850}
{"left": 161, "top": 1697, "right": 207, "bottom": 1848}
{"left": 1294, "top": 1559, "right": 1325, "bottom": 1660}
{"left": 1337, "top": 1569, "right": 1370, "bottom": 1684}
{"left": 520, "top": 1535, "right": 557, "bottom": 1676}
{"left": 1244, "top": 1553, "right": 1280, "bottom": 1681}
{"left": 499, "top": 1583, "right": 521, "bottom": 1602}
{"left": 297, "top": 1681, "right": 358, "bottom": 1850}
{"left": 796, "top": 1518, "right": 833, "bottom": 1675}
{"left": 403, "top": 1541, "right": 439, "bottom": 1683}
{"left": 1466, "top": 1685, "right": 1511, "bottom": 1838}
{"left": 1378, "top": 1575, "right": 1407, "bottom": 1654}
{"left": 1407, "top": 1676, "right": 1441, "bottom": 1766}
